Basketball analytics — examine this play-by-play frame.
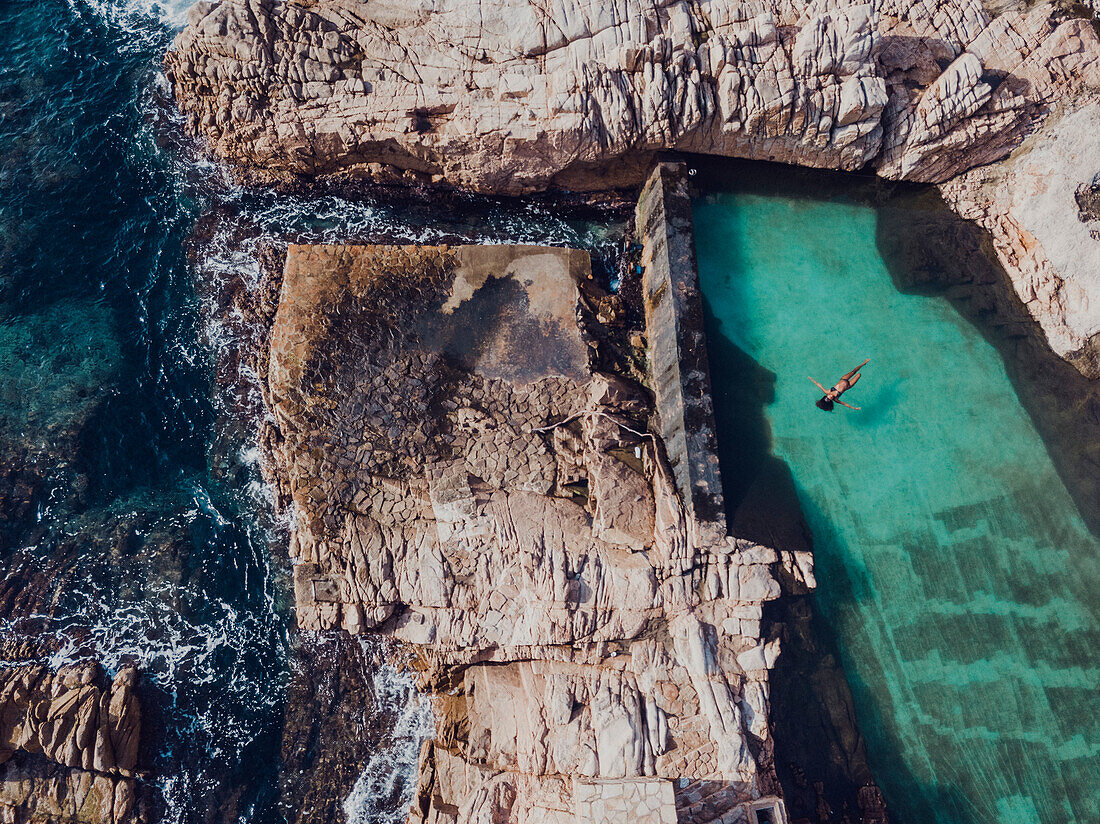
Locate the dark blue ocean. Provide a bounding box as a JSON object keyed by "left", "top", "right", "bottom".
{"left": 0, "top": 1, "right": 623, "bottom": 820}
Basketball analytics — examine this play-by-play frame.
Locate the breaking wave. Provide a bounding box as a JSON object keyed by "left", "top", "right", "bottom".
{"left": 343, "top": 661, "right": 436, "bottom": 824}
{"left": 0, "top": 0, "right": 625, "bottom": 821}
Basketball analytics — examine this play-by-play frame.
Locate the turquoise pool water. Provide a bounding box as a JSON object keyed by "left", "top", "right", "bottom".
{"left": 693, "top": 175, "right": 1100, "bottom": 824}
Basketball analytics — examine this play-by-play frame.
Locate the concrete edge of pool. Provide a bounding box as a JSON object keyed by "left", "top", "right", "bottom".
{"left": 633, "top": 161, "right": 889, "bottom": 824}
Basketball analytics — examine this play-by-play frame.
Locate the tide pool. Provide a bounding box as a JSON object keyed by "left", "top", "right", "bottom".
{"left": 694, "top": 172, "right": 1100, "bottom": 824}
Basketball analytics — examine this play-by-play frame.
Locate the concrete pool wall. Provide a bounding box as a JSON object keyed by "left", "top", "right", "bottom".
{"left": 636, "top": 162, "right": 728, "bottom": 550}
{"left": 635, "top": 161, "right": 889, "bottom": 824}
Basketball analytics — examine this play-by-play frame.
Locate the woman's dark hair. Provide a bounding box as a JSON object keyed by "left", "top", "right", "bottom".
{"left": 816, "top": 397, "right": 835, "bottom": 411}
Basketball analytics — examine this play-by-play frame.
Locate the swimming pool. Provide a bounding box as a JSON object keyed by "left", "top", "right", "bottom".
{"left": 693, "top": 164, "right": 1100, "bottom": 824}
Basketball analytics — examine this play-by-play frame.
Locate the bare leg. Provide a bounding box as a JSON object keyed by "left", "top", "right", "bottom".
{"left": 841, "top": 359, "right": 870, "bottom": 381}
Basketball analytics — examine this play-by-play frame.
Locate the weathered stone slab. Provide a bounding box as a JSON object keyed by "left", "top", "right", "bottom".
{"left": 637, "top": 162, "right": 727, "bottom": 548}
{"left": 574, "top": 778, "right": 677, "bottom": 824}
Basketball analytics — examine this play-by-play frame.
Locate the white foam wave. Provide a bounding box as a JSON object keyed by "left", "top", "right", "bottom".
{"left": 343, "top": 662, "right": 435, "bottom": 824}
{"left": 18, "top": 547, "right": 279, "bottom": 697}
{"left": 72, "top": 0, "right": 195, "bottom": 33}
{"left": 30, "top": 7, "right": 624, "bottom": 818}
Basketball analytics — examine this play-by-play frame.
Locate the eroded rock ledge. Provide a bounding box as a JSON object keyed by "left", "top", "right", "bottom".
{"left": 165, "top": 0, "right": 1094, "bottom": 190}
{"left": 0, "top": 663, "right": 141, "bottom": 824}
{"left": 257, "top": 173, "right": 825, "bottom": 820}
{"left": 165, "top": 0, "right": 1100, "bottom": 373}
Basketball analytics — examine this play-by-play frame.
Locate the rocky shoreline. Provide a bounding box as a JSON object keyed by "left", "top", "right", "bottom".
{"left": 0, "top": 664, "right": 141, "bottom": 824}
{"left": 164, "top": 0, "right": 1100, "bottom": 376}
{"left": 0, "top": 0, "right": 1085, "bottom": 822}
{"left": 219, "top": 160, "right": 895, "bottom": 824}
{"left": 153, "top": 0, "right": 1100, "bottom": 822}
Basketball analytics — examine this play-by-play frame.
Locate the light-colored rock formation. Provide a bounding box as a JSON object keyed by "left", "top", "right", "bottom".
{"left": 164, "top": 0, "right": 1100, "bottom": 372}
{"left": 259, "top": 239, "right": 799, "bottom": 823}
{"left": 165, "top": 0, "right": 1097, "bottom": 191}
{"left": 166, "top": 0, "right": 888, "bottom": 190}
{"left": 0, "top": 663, "right": 141, "bottom": 824}
{"left": 873, "top": 1, "right": 1100, "bottom": 182}
{"left": 941, "top": 103, "right": 1100, "bottom": 376}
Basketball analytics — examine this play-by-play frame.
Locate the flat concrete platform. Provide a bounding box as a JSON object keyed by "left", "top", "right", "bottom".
{"left": 269, "top": 244, "right": 592, "bottom": 411}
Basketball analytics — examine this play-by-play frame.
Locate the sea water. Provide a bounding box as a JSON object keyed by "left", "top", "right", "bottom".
{"left": 694, "top": 170, "right": 1100, "bottom": 824}
{"left": 0, "top": 0, "right": 623, "bottom": 820}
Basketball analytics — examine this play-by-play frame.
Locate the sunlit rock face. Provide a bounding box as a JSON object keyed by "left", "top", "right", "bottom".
{"left": 164, "top": 0, "right": 1100, "bottom": 370}
{"left": 164, "top": 0, "right": 1094, "bottom": 191}
{"left": 942, "top": 104, "right": 1100, "bottom": 377}
{"left": 165, "top": 0, "right": 886, "bottom": 191}
{"left": 0, "top": 664, "right": 142, "bottom": 824}
{"left": 259, "top": 241, "right": 806, "bottom": 823}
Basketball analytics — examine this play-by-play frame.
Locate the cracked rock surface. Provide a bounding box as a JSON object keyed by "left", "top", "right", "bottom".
{"left": 165, "top": 0, "right": 1091, "bottom": 192}
{"left": 0, "top": 663, "right": 142, "bottom": 824}
{"left": 258, "top": 242, "right": 814, "bottom": 822}
{"left": 165, "top": 0, "right": 1100, "bottom": 372}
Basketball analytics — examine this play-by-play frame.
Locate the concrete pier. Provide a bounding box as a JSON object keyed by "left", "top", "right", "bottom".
{"left": 636, "top": 162, "right": 728, "bottom": 548}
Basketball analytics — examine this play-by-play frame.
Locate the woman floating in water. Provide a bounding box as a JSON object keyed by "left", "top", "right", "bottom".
{"left": 809, "top": 359, "right": 869, "bottom": 411}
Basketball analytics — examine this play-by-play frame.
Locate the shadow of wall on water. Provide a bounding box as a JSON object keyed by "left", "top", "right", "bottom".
{"left": 691, "top": 156, "right": 899, "bottom": 823}
{"left": 687, "top": 156, "right": 1056, "bottom": 824}
{"left": 688, "top": 153, "right": 1100, "bottom": 824}
{"left": 791, "top": 491, "right": 987, "bottom": 824}
{"left": 701, "top": 294, "right": 891, "bottom": 824}
{"left": 702, "top": 301, "right": 808, "bottom": 551}
{"left": 873, "top": 187, "right": 1100, "bottom": 540}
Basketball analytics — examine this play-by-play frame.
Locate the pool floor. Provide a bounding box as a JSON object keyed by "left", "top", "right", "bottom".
{"left": 693, "top": 181, "right": 1100, "bottom": 824}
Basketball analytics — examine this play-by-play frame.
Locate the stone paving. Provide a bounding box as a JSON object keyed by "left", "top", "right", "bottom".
{"left": 574, "top": 779, "right": 677, "bottom": 824}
